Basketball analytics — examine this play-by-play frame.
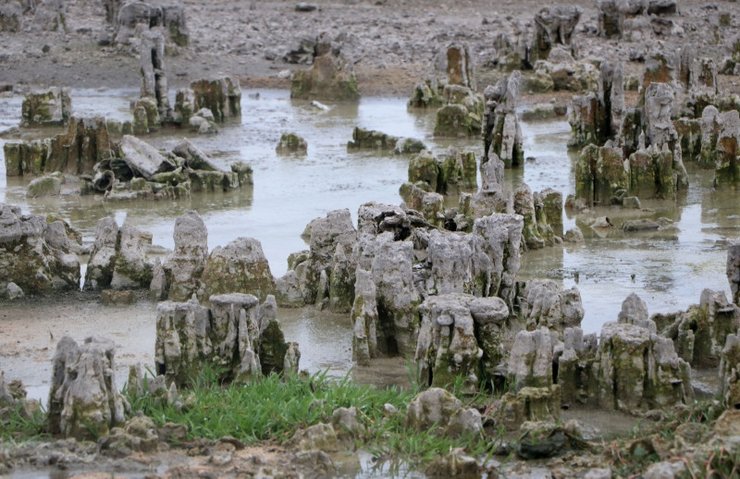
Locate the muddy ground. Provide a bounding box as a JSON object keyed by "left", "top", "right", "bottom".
{"left": 1, "top": 0, "right": 739, "bottom": 97}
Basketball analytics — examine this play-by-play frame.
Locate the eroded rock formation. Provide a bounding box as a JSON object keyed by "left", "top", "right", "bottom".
{"left": 291, "top": 33, "right": 359, "bottom": 101}
{"left": 482, "top": 71, "right": 523, "bottom": 168}
{"left": 0, "top": 203, "right": 81, "bottom": 295}
{"left": 155, "top": 294, "right": 298, "bottom": 387}
{"left": 48, "top": 337, "right": 125, "bottom": 440}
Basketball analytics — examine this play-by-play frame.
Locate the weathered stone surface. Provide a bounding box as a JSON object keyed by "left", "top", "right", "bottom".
{"left": 618, "top": 293, "right": 656, "bottom": 332}
{"left": 291, "top": 34, "right": 359, "bottom": 101}
{"left": 119, "top": 135, "right": 174, "bottom": 180}
{"left": 21, "top": 88, "right": 71, "bottom": 127}
{"left": 153, "top": 210, "right": 208, "bottom": 301}
{"left": 155, "top": 293, "right": 300, "bottom": 386}
{"left": 437, "top": 43, "right": 475, "bottom": 89}
{"left": 154, "top": 297, "right": 213, "bottom": 385}
{"left": 660, "top": 289, "right": 740, "bottom": 368}
{"left": 495, "top": 386, "right": 562, "bottom": 430}
{"left": 276, "top": 132, "right": 308, "bottom": 155}
{"left": 596, "top": 321, "right": 693, "bottom": 413}
{"left": 483, "top": 71, "right": 523, "bottom": 168}
{"left": 519, "top": 280, "right": 584, "bottom": 333}
{"left": 403, "top": 150, "right": 477, "bottom": 202}
{"left": 139, "top": 29, "right": 169, "bottom": 121}
{"left": 406, "top": 388, "right": 481, "bottom": 437}
{"left": 508, "top": 328, "right": 555, "bottom": 390}
{"left": 471, "top": 213, "right": 523, "bottom": 307}
{"left": 191, "top": 77, "right": 242, "bottom": 122}
{"left": 84, "top": 217, "right": 119, "bottom": 291}
{"left": 719, "top": 334, "right": 740, "bottom": 409}
{"left": 115, "top": 1, "right": 188, "bottom": 46}
{"left": 532, "top": 6, "right": 581, "bottom": 62}
{"left": 568, "top": 61, "right": 624, "bottom": 148}
{"left": 201, "top": 237, "right": 275, "bottom": 301}
{"left": 415, "top": 294, "right": 481, "bottom": 391}
{"left": 575, "top": 143, "right": 628, "bottom": 206}
{"left": 110, "top": 224, "right": 153, "bottom": 290}
{"left": 172, "top": 139, "right": 220, "bottom": 171}
{"left": 26, "top": 174, "right": 62, "bottom": 198}
{"left": 281, "top": 209, "right": 357, "bottom": 310}
{"left": 0, "top": 203, "right": 81, "bottom": 294}
{"left": 729, "top": 242, "right": 740, "bottom": 306}
{"left": 48, "top": 336, "right": 125, "bottom": 440}
{"left": 0, "top": 2, "right": 22, "bottom": 32}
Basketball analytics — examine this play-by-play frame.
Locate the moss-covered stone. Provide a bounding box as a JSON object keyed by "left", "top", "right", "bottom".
{"left": 21, "top": 88, "right": 71, "bottom": 127}
{"left": 434, "top": 104, "right": 480, "bottom": 137}
{"left": 276, "top": 132, "right": 308, "bottom": 155}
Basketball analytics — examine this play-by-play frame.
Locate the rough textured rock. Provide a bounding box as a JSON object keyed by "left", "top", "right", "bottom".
{"left": 415, "top": 294, "right": 481, "bottom": 391}
{"left": 531, "top": 6, "right": 581, "bottom": 62}
{"left": 201, "top": 237, "right": 275, "bottom": 301}
{"left": 84, "top": 217, "right": 119, "bottom": 291}
{"left": 508, "top": 328, "right": 555, "bottom": 390}
{"left": 119, "top": 135, "right": 174, "bottom": 180}
{"left": 482, "top": 71, "right": 523, "bottom": 168}
{"left": 115, "top": 1, "right": 188, "bottom": 47}
{"left": 291, "top": 34, "right": 359, "bottom": 101}
{"left": 596, "top": 321, "right": 693, "bottom": 413}
{"left": 719, "top": 334, "right": 740, "bottom": 409}
{"left": 415, "top": 293, "right": 511, "bottom": 391}
{"left": 4, "top": 117, "right": 113, "bottom": 178}
{"left": 519, "top": 280, "right": 584, "bottom": 334}
{"left": 406, "top": 388, "right": 482, "bottom": 437}
{"left": 21, "top": 87, "right": 71, "bottom": 127}
{"left": 495, "top": 386, "right": 562, "bottom": 430}
{"left": 659, "top": 289, "right": 740, "bottom": 368}
{"left": 409, "top": 43, "right": 477, "bottom": 108}
{"left": 730, "top": 242, "right": 740, "bottom": 306}
{"left": 48, "top": 337, "right": 125, "bottom": 440}
{"left": 0, "top": 203, "right": 81, "bottom": 294}
{"left": 618, "top": 293, "right": 656, "bottom": 331}
{"left": 190, "top": 77, "right": 242, "bottom": 123}
{"left": 276, "top": 132, "right": 308, "bottom": 155}
{"left": 110, "top": 224, "right": 154, "bottom": 290}
{"left": 568, "top": 61, "right": 624, "bottom": 148}
{"left": 471, "top": 213, "right": 523, "bottom": 307}
{"left": 26, "top": 174, "right": 62, "bottom": 198}
{"left": 347, "top": 127, "right": 426, "bottom": 154}
{"left": 139, "top": 29, "right": 169, "bottom": 121}
{"left": 278, "top": 209, "right": 356, "bottom": 310}
{"left": 402, "top": 150, "right": 477, "bottom": 204}
{"left": 155, "top": 295, "right": 297, "bottom": 387}
{"left": 152, "top": 210, "right": 208, "bottom": 301}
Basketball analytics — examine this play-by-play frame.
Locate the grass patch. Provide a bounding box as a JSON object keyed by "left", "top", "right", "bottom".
{"left": 127, "top": 370, "right": 497, "bottom": 464}
{"left": 0, "top": 403, "right": 48, "bottom": 442}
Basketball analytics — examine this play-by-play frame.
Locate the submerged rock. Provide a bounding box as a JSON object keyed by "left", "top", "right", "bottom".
{"left": 276, "top": 132, "right": 308, "bottom": 155}
{"left": 48, "top": 336, "right": 125, "bottom": 440}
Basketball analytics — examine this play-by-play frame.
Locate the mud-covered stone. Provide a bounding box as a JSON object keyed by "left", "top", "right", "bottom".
{"left": 48, "top": 336, "right": 125, "bottom": 440}
{"left": 531, "top": 6, "right": 581, "bottom": 62}
{"left": 729, "top": 242, "right": 740, "bottom": 306}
